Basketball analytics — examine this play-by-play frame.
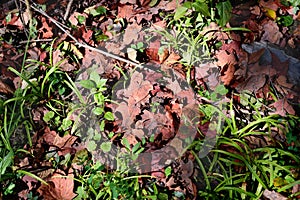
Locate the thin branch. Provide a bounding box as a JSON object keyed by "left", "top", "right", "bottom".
{"left": 64, "top": 0, "right": 74, "bottom": 21}
{"left": 19, "top": 39, "right": 53, "bottom": 44}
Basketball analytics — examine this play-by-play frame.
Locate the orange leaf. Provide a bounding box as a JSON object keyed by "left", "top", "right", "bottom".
{"left": 221, "top": 63, "right": 235, "bottom": 85}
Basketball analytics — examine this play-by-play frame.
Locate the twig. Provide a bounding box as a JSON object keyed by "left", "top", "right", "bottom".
{"left": 19, "top": 39, "right": 53, "bottom": 44}
{"left": 63, "top": 0, "right": 74, "bottom": 21}
{"left": 21, "top": 0, "right": 142, "bottom": 69}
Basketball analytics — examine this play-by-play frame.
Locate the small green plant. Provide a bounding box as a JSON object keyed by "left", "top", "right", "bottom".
{"left": 192, "top": 89, "right": 300, "bottom": 199}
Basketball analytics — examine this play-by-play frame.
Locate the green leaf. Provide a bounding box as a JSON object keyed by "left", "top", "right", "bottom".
{"left": 215, "top": 84, "right": 228, "bottom": 95}
{"left": 290, "top": 0, "right": 300, "bottom": 6}
{"left": 100, "top": 142, "right": 112, "bottom": 153}
{"left": 77, "top": 15, "right": 86, "bottom": 24}
{"left": 136, "top": 42, "right": 144, "bottom": 49}
{"left": 80, "top": 80, "right": 96, "bottom": 89}
{"left": 0, "top": 151, "right": 13, "bottom": 175}
{"left": 216, "top": 0, "right": 232, "bottom": 27}
{"left": 43, "top": 111, "right": 55, "bottom": 122}
{"left": 182, "top": 1, "right": 192, "bottom": 9}
{"left": 122, "top": 138, "right": 130, "bottom": 150}
{"left": 89, "top": 6, "right": 106, "bottom": 16}
{"left": 100, "top": 120, "right": 105, "bottom": 131}
{"left": 104, "top": 112, "right": 114, "bottom": 121}
{"left": 5, "top": 13, "right": 11, "bottom": 23}
{"left": 61, "top": 118, "right": 72, "bottom": 130}
{"left": 158, "top": 193, "right": 168, "bottom": 200}
{"left": 192, "top": 2, "right": 210, "bottom": 17}
{"left": 87, "top": 141, "right": 97, "bottom": 152}
{"left": 93, "top": 132, "right": 102, "bottom": 141}
{"left": 174, "top": 6, "right": 188, "bottom": 20}
{"left": 164, "top": 166, "right": 172, "bottom": 177}
{"left": 132, "top": 142, "right": 141, "bottom": 154}
{"left": 90, "top": 71, "right": 101, "bottom": 87}
{"left": 92, "top": 107, "right": 104, "bottom": 115}
{"left": 280, "top": 15, "right": 293, "bottom": 27}
{"left": 149, "top": 0, "right": 159, "bottom": 7}
{"left": 94, "top": 93, "right": 105, "bottom": 105}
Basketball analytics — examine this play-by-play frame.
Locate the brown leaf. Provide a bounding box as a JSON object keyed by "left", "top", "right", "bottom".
{"left": 40, "top": 127, "right": 78, "bottom": 155}
{"left": 248, "top": 62, "right": 277, "bottom": 77}
{"left": 216, "top": 50, "right": 237, "bottom": 67}
{"left": 139, "top": 0, "right": 151, "bottom": 7}
{"left": 81, "top": 49, "right": 106, "bottom": 73}
{"left": 38, "top": 17, "right": 53, "bottom": 39}
{"left": 200, "top": 22, "right": 228, "bottom": 41}
{"left": 276, "top": 75, "right": 293, "bottom": 89}
{"left": 259, "top": 0, "right": 279, "bottom": 11}
{"left": 270, "top": 98, "right": 295, "bottom": 116}
{"left": 221, "top": 63, "right": 235, "bottom": 85}
{"left": 145, "top": 39, "right": 161, "bottom": 62}
{"left": 52, "top": 50, "right": 77, "bottom": 71}
{"left": 271, "top": 52, "right": 289, "bottom": 76}
{"left": 248, "top": 48, "right": 265, "bottom": 64}
{"left": 262, "top": 189, "right": 287, "bottom": 200}
{"left": 4, "top": 13, "right": 24, "bottom": 30}
{"left": 123, "top": 22, "right": 142, "bottom": 45}
{"left": 81, "top": 29, "right": 94, "bottom": 45}
{"left": 118, "top": 4, "right": 134, "bottom": 20}
{"left": 238, "top": 75, "right": 267, "bottom": 92}
{"left": 0, "top": 79, "right": 14, "bottom": 94}
{"left": 37, "top": 169, "right": 76, "bottom": 200}
{"left": 260, "top": 20, "right": 282, "bottom": 45}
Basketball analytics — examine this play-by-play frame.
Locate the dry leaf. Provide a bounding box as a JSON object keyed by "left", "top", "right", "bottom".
{"left": 221, "top": 63, "right": 235, "bottom": 85}
{"left": 37, "top": 169, "right": 76, "bottom": 200}
{"left": 260, "top": 20, "right": 282, "bottom": 44}
{"left": 270, "top": 98, "right": 295, "bottom": 116}
{"left": 123, "top": 22, "right": 141, "bottom": 45}
{"left": 38, "top": 17, "right": 53, "bottom": 39}
{"left": 0, "top": 79, "right": 14, "bottom": 94}
{"left": 259, "top": 0, "right": 279, "bottom": 11}
{"left": 216, "top": 50, "right": 237, "bottom": 67}
{"left": 118, "top": 4, "right": 134, "bottom": 20}
{"left": 262, "top": 189, "right": 287, "bottom": 200}
{"left": 248, "top": 48, "right": 265, "bottom": 64}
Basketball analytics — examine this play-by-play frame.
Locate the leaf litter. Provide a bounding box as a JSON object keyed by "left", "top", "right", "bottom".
{"left": 1, "top": 0, "right": 300, "bottom": 199}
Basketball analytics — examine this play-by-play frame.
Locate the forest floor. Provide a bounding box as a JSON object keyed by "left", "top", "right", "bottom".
{"left": 0, "top": 0, "right": 300, "bottom": 199}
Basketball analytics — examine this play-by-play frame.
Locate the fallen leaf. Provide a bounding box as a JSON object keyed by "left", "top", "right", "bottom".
{"left": 270, "top": 52, "right": 289, "bottom": 76}
{"left": 0, "top": 78, "right": 14, "bottom": 94}
{"left": 265, "top": 8, "right": 277, "bottom": 20}
{"left": 37, "top": 169, "right": 76, "bottom": 200}
{"left": 270, "top": 98, "right": 295, "bottom": 116}
{"left": 52, "top": 49, "right": 77, "bottom": 71}
{"left": 4, "top": 13, "right": 24, "bottom": 30}
{"left": 248, "top": 48, "right": 265, "bottom": 64}
{"left": 221, "top": 63, "right": 235, "bottom": 85}
{"left": 40, "top": 127, "right": 78, "bottom": 155}
{"left": 38, "top": 16, "right": 53, "bottom": 39}
{"left": 260, "top": 20, "right": 282, "bottom": 44}
{"left": 122, "top": 22, "right": 142, "bottom": 45}
{"left": 276, "top": 75, "right": 293, "bottom": 89}
{"left": 216, "top": 50, "right": 237, "bottom": 67}
{"left": 262, "top": 189, "right": 287, "bottom": 200}
{"left": 118, "top": 4, "right": 134, "bottom": 20}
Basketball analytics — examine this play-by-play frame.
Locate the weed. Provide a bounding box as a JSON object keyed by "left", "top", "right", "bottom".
{"left": 192, "top": 89, "right": 300, "bottom": 199}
